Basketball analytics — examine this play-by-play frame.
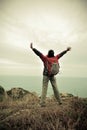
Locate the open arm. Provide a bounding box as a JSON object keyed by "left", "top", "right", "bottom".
{"left": 30, "top": 43, "right": 42, "bottom": 57}
{"left": 58, "top": 47, "right": 71, "bottom": 58}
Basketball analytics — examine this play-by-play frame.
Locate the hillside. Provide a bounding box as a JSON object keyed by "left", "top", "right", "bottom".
{"left": 0, "top": 87, "right": 87, "bottom": 130}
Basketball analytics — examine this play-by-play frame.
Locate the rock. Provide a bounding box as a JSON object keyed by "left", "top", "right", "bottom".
{"left": 60, "top": 93, "right": 74, "bottom": 98}
{"left": 7, "top": 87, "right": 30, "bottom": 100}
{"left": 0, "top": 86, "right": 5, "bottom": 101}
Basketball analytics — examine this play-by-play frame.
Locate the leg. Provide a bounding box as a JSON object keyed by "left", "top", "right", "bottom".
{"left": 40, "top": 75, "right": 49, "bottom": 106}
{"left": 50, "top": 76, "right": 62, "bottom": 104}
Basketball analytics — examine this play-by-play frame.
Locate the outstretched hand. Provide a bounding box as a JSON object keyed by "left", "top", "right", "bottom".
{"left": 30, "top": 43, "right": 33, "bottom": 49}
{"left": 67, "top": 47, "right": 71, "bottom": 51}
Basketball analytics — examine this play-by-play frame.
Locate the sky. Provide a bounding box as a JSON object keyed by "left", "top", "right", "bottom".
{"left": 0, "top": 0, "right": 87, "bottom": 77}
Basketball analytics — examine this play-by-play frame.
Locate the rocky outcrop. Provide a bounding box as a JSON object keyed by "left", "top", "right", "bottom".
{"left": 7, "top": 87, "right": 32, "bottom": 99}
{"left": 1, "top": 85, "right": 74, "bottom": 101}
{"left": 0, "top": 86, "right": 5, "bottom": 101}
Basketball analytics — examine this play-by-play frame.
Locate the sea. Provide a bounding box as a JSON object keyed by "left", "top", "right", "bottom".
{"left": 0, "top": 75, "right": 87, "bottom": 98}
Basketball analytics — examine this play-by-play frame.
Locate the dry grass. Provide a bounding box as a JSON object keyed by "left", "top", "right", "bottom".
{"left": 0, "top": 94, "right": 87, "bottom": 130}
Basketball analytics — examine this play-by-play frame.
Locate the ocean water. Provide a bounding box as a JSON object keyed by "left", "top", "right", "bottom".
{"left": 0, "top": 75, "right": 87, "bottom": 98}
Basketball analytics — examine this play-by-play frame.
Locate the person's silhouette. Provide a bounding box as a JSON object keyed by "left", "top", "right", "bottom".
{"left": 30, "top": 43, "right": 71, "bottom": 107}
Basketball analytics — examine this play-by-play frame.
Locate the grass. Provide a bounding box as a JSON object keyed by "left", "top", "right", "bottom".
{"left": 0, "top": 93, "right": 87, "bottom": 130}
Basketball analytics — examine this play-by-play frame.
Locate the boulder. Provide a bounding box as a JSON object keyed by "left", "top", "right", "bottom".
{"left": 7, "top": 87, "right": 31, "bottom": 99}
{"left": 0, "top": 86, "right": 5, "bottom": 101}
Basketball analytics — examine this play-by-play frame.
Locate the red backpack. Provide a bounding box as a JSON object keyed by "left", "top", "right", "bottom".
{"left": 46, "top": 57, "right": 60, "bottom": 76}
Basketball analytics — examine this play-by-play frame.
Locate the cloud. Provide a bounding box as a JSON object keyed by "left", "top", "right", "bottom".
{"left": 0, "top": 0, "right": 87, "bottom": 77}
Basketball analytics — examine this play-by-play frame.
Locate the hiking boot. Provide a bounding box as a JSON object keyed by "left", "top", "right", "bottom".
{"left": 39, "top": 102, "right": 46, "bottom": 107}
{"left": 57, "top": 101, "right": 62, "bottom": 105}
{"left": 41, "top": 104, "right": 46, "bottom": 107}
{"left": 59, "top": 102, "right": 62, "bottom": 105}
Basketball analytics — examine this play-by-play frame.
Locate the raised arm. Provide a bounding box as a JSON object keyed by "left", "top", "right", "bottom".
{"left": 58, "top": 47, "right": 71, "bottom": 58}
{"left": 30, "top": 43, "right": 42, "bottom": 57}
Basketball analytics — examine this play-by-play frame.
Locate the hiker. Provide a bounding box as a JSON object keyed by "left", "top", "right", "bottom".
{"left": 30, "top": 43, "right": 71, "bottom": 106}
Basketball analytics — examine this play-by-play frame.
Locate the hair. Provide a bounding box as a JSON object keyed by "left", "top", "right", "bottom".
{"left": 47, "top": 50, "right": 54, "bottom": 57}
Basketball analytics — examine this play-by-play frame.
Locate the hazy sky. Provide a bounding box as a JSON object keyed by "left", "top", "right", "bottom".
{"left": 0, "top": 0, "right": 87, "bottom": 77}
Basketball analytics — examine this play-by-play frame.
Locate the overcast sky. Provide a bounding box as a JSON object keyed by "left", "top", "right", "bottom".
{"left": 0, "top": 0, "right": 87, "bottom": 77}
